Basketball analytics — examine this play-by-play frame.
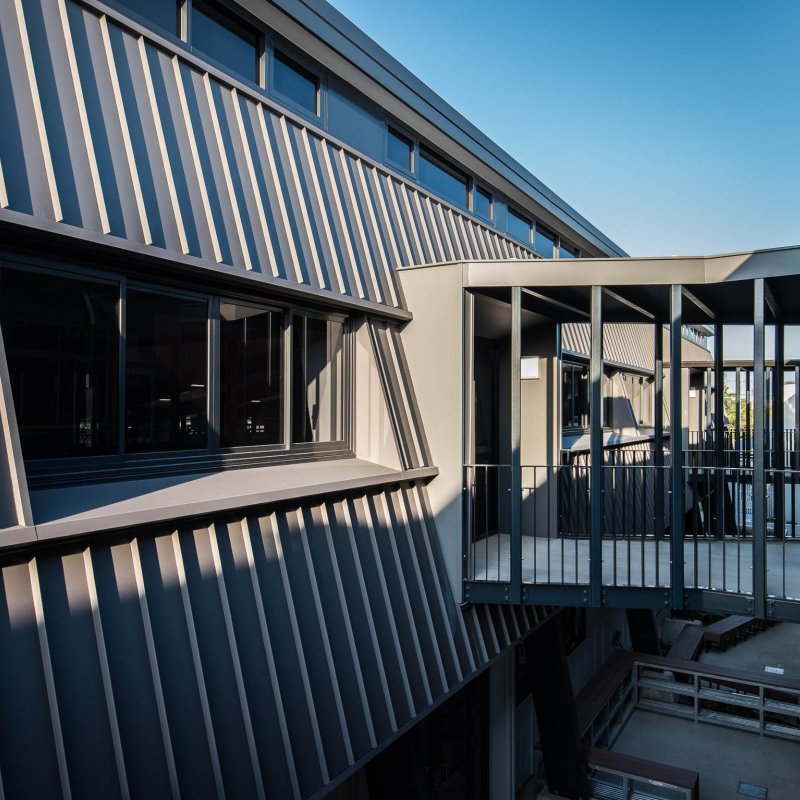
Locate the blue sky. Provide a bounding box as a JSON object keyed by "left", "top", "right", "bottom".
{"left": 327, "top": 0, "right": 800, "bottom": 259}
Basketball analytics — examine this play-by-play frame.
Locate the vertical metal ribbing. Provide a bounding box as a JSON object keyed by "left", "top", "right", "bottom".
{"left": 170, "top": 530, "right": 225, "bottom": 798}
{"left": 714, "top": 325, "right": 725, "bottom": 539}
{"left": 240, "top": 517, "right": 300, "bottom": 800}
{"left": 82, "top": 548, "right": 130, "bottom": 800}
{"left": 137, "top": 36, "right": 188, "bottom": 254}
{"left": 511, "top": 287, "right": 522, "bottom": 603}
{"left": 253, "top": 106, "right": 303, "bottom": 282}
{"left": 10, "top": 0, "right": 63, "bottom": 221}
{"left": 339, "top": 500, "right": 398, "bottom": 732}
{"left": 318, "top": 503, "right": 377, "bottom": 749}
{"left": 172, "top": 56, "right": 222, "bottom": 262}
{"left": 294, "top": 509, "right": 355, "bottom": 765}
{"left": 207, "top": 524, "right": 266, "bottom": 800}
{"left": 590, "top": 286, "right": 604, "bottom": 606}
{"left": 263, "top": 512, "right": 329, "bottom": 784}
{"left": 129, "top": 539, "right": 181, "bottom": 800}
{"left": 670, "top": 286, "right": 685, "bottom": 608}
{"left": 98, "top": 15, "right": 152, "bottom": 244}
{"left": 232, "top": 90, "right": 279, "bottom": 274}
{"left": 28, "top": 559, "right": 72, "bottom": 800}
{"left": 55, "top": 0, "right": 110, "bottom": 232}
{"left": 753, "top": 279, "right": 767, "bottom": 618}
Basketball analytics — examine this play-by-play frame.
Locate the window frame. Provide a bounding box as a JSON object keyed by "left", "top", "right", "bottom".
{"left": 385, "top": 123, "right": 416, "bottom": 178}
{"left": 506, "top": 206, "right": 533, "bottom": 244}
{"left": 0, "top": 256, "right": 354, "bottom": 487}
{"left": 268, "top": 43, "right": 326, "bottom": 122}
{"left": 472, "top": 184, "right": 494, "bottom": 222}
{"left": 185, "top": 0, "right": 265, "bottom": 87}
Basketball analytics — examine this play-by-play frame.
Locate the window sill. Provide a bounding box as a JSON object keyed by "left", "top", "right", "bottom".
{"left": 4, "top": 459, "right": 438, "bottom": 551}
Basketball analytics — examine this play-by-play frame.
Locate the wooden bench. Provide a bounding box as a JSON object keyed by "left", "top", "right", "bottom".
{"left": 576, "top": 651, "right": 636, "bottom": 739}
{"left": 703, "top": 615, "right": 758, "bottom": 651}
{"left": 669, "top": 624, "right": 704, "bottom": 661}
{"left": 587, "top": 747, "right": 700, "bottom": 800}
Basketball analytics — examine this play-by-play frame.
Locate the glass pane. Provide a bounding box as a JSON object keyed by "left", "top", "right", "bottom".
{"left": 125, "top": 290, "right": 208, "bottom": 452}
{"left": 192, "top": 0, "right": 259, "bottom": 83}
{"left": 387, "top": 127, "right": 413, "bottom": 171}
{"left": 117, "top": 0, "right": 178, "bottom": 33}
{"left": 220, "top": 302, "right": 283, "bottom": 447}
{"left": 0, "top": 268, "right": 119, "bottom": 459}
{"left": 419, "top": 147, "right": 468, "bottom": 208}
{"left": 535, "top": 226, "right": 556, "bottom": 257}
{"left": 474, "top": 186, "right": 492, "bottom": 220}
{"left": 273, "top": 50, "right": 318, "bottom": 114}
{"left": 292, "top": 316, "right": 344, "bottom": 443}
{"left": 560, "top": 241, "right": 579, "bottom": 258}
{"left": 507, "top": 209, "right": 531, "bottom": 242}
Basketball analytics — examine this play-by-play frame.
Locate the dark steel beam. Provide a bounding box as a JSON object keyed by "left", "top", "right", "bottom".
{"left": 511, "top": 287, "right": 522, "bottom": 603}
{"left": 602, "top": 287, "right": 656, "bottom": 321}
{"left": 753, "top": 279, "right": 767, "bottom": 619}
{"left": 681, "top": 286, "right": 716, "bottom": 321}
{"left": 670, "top": 286, "right": 685, "bottom": 609}
{"left": 590, "top": 285, "right": 604, "bottom": 606}
{"left": 521, "top": 287, "right": 589, "bottom": 319}
{"left": 764, "top": 280, "right": 783, "bottom": 322}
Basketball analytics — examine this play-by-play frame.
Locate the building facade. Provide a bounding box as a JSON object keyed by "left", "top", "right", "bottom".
{"left": 1, "top": 1, "right": 799, "bottom": 798}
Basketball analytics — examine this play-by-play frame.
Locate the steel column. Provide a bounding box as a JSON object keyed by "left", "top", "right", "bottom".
{"left": 714, "top": 326, "right": 725, "bottom": 538}
{"left": 511, "top": 287, "right": 522, "bottom": 602}
{"left": 654, "top": 324, "right": 665, "bottom": 543}
{"left": 775, "top": 320, "right": 785, "bottom": 540}
{"left": 670, "top": 286, "right": 684, "bottom": 608}
{"left": 753, "top": 279, "right": 766, "bottom": 618}
{"left": 590, "top": 286, "right": 604, "bottom": 606}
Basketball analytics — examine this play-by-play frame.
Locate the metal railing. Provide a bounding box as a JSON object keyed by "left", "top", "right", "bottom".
{"left": 633, "top": 658, "right": 800, "bottom": 742}
{"left": 464, "top": 457, "right": 800, "bottom": 602}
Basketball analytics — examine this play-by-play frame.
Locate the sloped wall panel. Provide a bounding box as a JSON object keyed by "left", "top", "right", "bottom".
{"left": 0, "top": 0, "right": 535, "bottom": 311}
{"left": 0, "top": 483, "right": 553, "bottom": 799}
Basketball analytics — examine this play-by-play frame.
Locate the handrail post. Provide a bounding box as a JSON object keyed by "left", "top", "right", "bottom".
{"left": 511, "top": 287, "right": 522, "bottom": 602}
{"left": 753, "top": 279, "right": 766, "bottom": 618}
{"left": 590, "top": 286, "right": 604, "bottom": 606}
{"left": 670, "top": 286, "right": 685, "bottom": 609}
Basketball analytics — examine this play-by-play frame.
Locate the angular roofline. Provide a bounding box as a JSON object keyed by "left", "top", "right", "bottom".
{"left": 273, "top": 0, "right": 628, "bottom": 257}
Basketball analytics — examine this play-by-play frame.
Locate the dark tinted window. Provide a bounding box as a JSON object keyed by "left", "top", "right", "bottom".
{"left": 125, "top": 290, "right": 208, "bottom": 452}
{"left": 507, "top": 209, "right": 531, "bottom": 242}
{"left": 220, "top": 302, "right": 283, "bottom": 447}
{"left": 563, "top": 362, "right": 589, "bottom": 428}
{"left": 191, "top": 0, "right": 259, "bottom": 82}
{"left": 419, "top": 147, "right": 468, "bottom": 208}
{"left": 0, "top": 269, "right": 119, "bottom": 459}
{"left": 292, "top": 316, "right": 344, "bottom": 443}
{"left": 387, "top": 127, "right": 413, "bottom": 172}
{"left": 535, "top": 225, "right": 556, "bottom": 257}
{"left": 273, "top": 50, "right": 318, "bottom": 114}
{"left": 560, "top": 241, "right": 579, "bottom": 259}
{"left": 474, "top": 186, "right": 492, "bottom": 220}
{"left": 117, "top": 0, "right": 178, "bottom": 33}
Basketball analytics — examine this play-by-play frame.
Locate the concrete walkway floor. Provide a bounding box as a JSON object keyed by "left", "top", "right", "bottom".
{"left": 612, "top": 710, "right": 800, "bottom": 799}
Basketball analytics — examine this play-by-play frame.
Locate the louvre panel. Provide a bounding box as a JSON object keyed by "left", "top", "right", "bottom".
{"left": 0, "top": 484, "right": 554, "bottom": 799}
{"left": 0, "top": 0, "right": 535, "bottom": 311}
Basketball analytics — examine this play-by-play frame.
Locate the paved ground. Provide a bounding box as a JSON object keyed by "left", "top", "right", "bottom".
{"left": 609, "top": 623, "right": 800, "bottom": 798}
{"left": 613, "top": 710, "right": 800, "bottom": 799}
{"left": 699, "top": 619, "right": 800, "bottom": 679}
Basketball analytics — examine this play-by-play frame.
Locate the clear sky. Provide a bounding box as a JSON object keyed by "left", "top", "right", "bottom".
{"left": 327, "top": 0, "right": 800, "bottom": 259}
